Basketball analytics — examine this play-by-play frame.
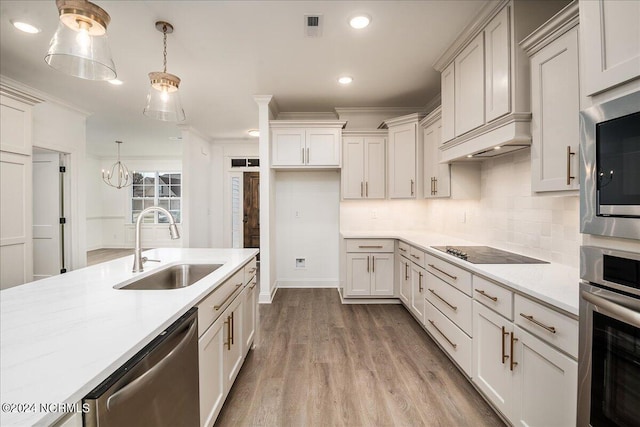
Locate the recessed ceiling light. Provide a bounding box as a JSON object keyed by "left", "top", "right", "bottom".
{"left": 107, "top": 79, "right": 123, "bottom": 86}
{"left": 11, "top": 20, "right": 41, "bottom": 34}
{"left": 168, "top": 136, "right": 182, "bottom": 141}
{"left": 338, "top": 76, "right": 353, "bottom": 85}
{"left": 467, "top": 154, "right": 473, "bottom": 158}
{"left": 248, "top": 129, "right": 260, "bottom": 137}
{"left": 349, "top": 15, "right": 371, "bottom": 29}
{"left": 494, "top": 146, "right": 502, "bottom": 150}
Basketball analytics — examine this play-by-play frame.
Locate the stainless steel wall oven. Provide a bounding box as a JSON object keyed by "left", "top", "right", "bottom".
{"left": 580, "top": 91, "right": 640, "bottom": 240}
{"left": 578, "top": 246, "right": 640, "bottom": 427}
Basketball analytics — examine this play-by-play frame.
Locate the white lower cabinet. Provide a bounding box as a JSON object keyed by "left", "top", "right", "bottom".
{"left": 223, "top": 295, "right": 244, "bottom": 390}
{"left": 410, "top": 263, "right": 426, "bottom": 320}
{"left": 473, "top": 300, "right": 578, "bottom": 425}
{"left": 199, "top": 311, "right": 226, "bottom": 427}
{"left": 399, "top": 257, "right": 410, "bottom": 304}
{"left": 243, "top": 277, "right": 257, "bottom": 352}
{"left": 346, "top": 252, "right": 394, "bottom": 297}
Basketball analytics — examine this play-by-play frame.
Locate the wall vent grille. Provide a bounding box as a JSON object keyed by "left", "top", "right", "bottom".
{"left": 304, "top": 14, "right": 323, "bottom": 37}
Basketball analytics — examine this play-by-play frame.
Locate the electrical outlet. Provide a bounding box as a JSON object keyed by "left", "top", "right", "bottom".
{"left": 295, "top": 210, "right": 301, "bottom": 218}
{"left": 371, "top": 209, "right": 377, "bottom": 219}
{"left": 295, "top": 258, "right": 306, "bottom": 269}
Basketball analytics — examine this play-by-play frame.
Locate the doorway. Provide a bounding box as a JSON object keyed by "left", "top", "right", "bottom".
{"left": 32, "top": 148, "right": 68, "bottom": 280}
{"left": 243, "top": 172, "right": 260, "bottom": 250}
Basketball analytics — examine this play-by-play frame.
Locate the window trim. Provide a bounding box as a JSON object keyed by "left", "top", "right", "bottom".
{"left": 130, "top": 171, "right": 182, "bottom": 224}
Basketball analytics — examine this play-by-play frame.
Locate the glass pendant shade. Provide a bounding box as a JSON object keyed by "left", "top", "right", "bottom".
{"left": 143, "top": 72, "right": 185, "bottom": 122}
{"left": 44, "top": 0, "right": 116, "bottom": 80}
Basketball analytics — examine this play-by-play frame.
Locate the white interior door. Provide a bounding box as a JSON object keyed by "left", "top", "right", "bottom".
{"left": 32, "top": 151, "right": 61, "bottom": 280}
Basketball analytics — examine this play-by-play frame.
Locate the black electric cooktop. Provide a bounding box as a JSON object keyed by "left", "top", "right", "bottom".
{"left": 432, "top": 246, "right": 549, "bottom": 264}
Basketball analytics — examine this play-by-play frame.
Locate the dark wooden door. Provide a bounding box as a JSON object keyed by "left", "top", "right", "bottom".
{"left": 243, "top": 172, "right": 260, "bottom": 248}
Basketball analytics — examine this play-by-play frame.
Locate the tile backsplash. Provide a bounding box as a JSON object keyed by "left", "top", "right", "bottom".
{"left": 340, "top": 150, "right": 580, "bottom": 268}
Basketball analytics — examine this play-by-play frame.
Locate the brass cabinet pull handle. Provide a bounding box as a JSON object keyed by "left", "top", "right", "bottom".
{"left": 359, "top": 245, "right": 383, "bottom": 249}
{"left": 399, "top": 247, "right": 407, "bottom": 252}
{"left": 405, "top": 262, "right": 409, "bottom": 280}
{"left": 361, "top": 182, "right": 364, "bottom": 197}
{"left": 214, "top": 283, "right": 243, "bottom": 310}
{"left": 510, "top": 332, "right": 518, "bottom": 371}
{"left": 301, "top": 147, "right": 305, "bottom": 164}
{"left": 411, "top": 254, "right": 420, "bottom": 259}
{"left": 367, "top": 255, "right": 370, "bottom": 273}
{"left": 428, "top": 319, "right": 457, "bottom": 349}
{"left": 225, "top": 316, "right": 231, "bottom": 350}
{"left": 519, "top": 313, "right": 557, "bottom": 334}
{"left": 249, "top": 280, "right": 257, "bottom": 290}
{"left": 430, "top": 177, "right": 433, "bottom": 195}
{"left": 475, "top": 289, "right": 498, "bottom": 302}
{"left": 248, "top": 267, "right": 257, "bottom": 274}
{"left": 434, "top": 177, "right": 438, "bottom": 195}
{"left": 306, "top": 147, "right": 310, "bottom": 163}
{"left": 372, "top": 255, "right": 375, "bottom": 273}
{"left": 566, "top": 146, "right": 575, "bottom": 185}
{"left": 501, "top": 326, "right": 509, "bottom": 364}
{"left": 410, "top": 179, "right": 414, "bottom": 196}
{"left": 428, "top": 264, "right": 457, "bottom": 280}
{"left": 418, "top": 272, "right": 423, "bottom": 292}
{"left": 365, "top": 181, "right": 368, "bottom": 197}
{"left": 428, "top": 288, "right": 457, "bottom": 311}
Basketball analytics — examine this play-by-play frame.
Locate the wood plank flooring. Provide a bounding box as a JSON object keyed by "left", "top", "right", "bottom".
{"left": 215, "top": 288, "right": 504, "bottom": 427}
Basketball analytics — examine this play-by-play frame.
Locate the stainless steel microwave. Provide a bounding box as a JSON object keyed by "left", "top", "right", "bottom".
{"left": 580, "top": 91, "right": 640, "bottom": 240}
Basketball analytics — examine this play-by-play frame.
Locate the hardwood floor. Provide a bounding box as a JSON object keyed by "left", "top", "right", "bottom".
{"left": 215, "top": 288, "right": 504, "bottom": 427}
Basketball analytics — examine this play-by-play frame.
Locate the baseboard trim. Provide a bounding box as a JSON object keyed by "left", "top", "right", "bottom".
{"left": 259, "top": 284, "right": 278, "bottom": 304}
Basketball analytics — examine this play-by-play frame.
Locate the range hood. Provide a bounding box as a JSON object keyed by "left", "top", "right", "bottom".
{"left": 439, "top": 112, "right": 532, "bottom": 162}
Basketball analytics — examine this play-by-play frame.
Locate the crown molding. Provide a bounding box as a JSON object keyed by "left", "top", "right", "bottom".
{"left": 270, "top": 120, "right": 346, "bottom": 128}
{"left": 423, "top": 94, "right": 441, "bottom": 116}
{"left": 419, "top": 106, "right": 442, "bottom": 129}
{"left": 520, "top": 0, "right": 579, "bottom": 56}
{"left": 342, "top": 129, "right": 389, "bottom": 137}
{"left": 381, "top": 112, "right": 427, "bottom": 128}
{"left": 334, "top": 106, "right": 424, "bottom": 116}
{"left": 276, "top": 111, "right": 339, "bottom": 120}
{"left": 0, "top": 75, "right": 91, "bottom": 116}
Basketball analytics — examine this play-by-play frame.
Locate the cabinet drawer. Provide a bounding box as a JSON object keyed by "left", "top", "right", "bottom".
{"left": 244, "top": 258, "right": 257, "bottom": 284}
{"left": 472, "top": 276, "right": 513, "bottom": 321}
{"left": 346, "top": 239, "right": 394, "bottom": 253}
{"left": 197, "top": 269, "right": 244, "bottom": 336}
{"left": 409, "top": 246, "right": 425, "bottom": 267}
{"left": 425, "top": 254, "right": 472, "bottom": 296}
{"left": 425, "top": 301, "right": 472, "bottom": 377}
{"left": 514, "top": 295, "right": 578, "bottom": 358}
{"left": 397, "top": 241, "right": 410, "bottom": 258}
{"left": 425, "top": 272, "right": 473, "bottom": 336}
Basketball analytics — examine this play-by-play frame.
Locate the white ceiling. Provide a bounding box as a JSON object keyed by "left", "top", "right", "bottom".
{"left": 0, "top": 0, "right": 486, "bottom": 156}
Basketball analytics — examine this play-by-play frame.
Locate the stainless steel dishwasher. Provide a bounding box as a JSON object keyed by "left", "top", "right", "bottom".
{"left": 83, "top": 308, "right": 199, "bottom": 426}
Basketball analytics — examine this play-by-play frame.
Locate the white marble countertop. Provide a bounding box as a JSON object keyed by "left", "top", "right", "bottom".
{"left": 341, "top": 230, "right": 579, "bottom": 316}
{"left": 0, "top": 248, "right": 258, "bottom": 426}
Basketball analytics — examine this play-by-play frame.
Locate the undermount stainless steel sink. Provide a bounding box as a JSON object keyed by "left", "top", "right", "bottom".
{"left": 116, "top": 264, "right": 223, "bottom": 290}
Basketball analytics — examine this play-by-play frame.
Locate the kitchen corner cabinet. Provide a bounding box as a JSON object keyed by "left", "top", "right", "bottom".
{"left": 385, "top": 113, "right": 425, "bottom": 199}
{"left": 342, "top": 131, "right": 386, "bottom": 199}
{"left": 345, "top": 239, "right": 394, "bottom": 297}
{"left": 270, "top": 121, "right": 345, "bottom": 168}
{"left": 580, "top": 0, "right": 640, "bottom": 96}
{"left": 522, "top": 2, "right": 580, "bottom": 192}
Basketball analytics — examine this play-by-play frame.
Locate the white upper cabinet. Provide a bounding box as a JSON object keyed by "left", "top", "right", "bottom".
{"left": 441, "top": 62, "right": 456, "bottom": 143}
{"left": 522, "top": 2, "right": 580, "bottom": 192}
{"left": 454, "top": 32, "right": 485, "bottom": 136}
{"left": 484, "top": 6, "right": 511, "bottom": 123}
{"left": 580, "top": 0, "right": 640, "bottom": 95}
{"left": 385, "top": 113, "right": 425, "bottom": 199}
{"left": 270, "top": 121, "right": 344, "bottom": 168}
{"left": 421, "top": 108, "right": 451, "bottom": 198}
{"left": 342, "top": 132, "right": 386, "bottom": 199}
{"left": 434, "top": 1, "right": 569, "bottom": 162}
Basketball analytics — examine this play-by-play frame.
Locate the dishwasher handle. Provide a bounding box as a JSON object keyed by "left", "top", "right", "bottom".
{"left": 106, "top": 318, "right": 197, "bottom": 410}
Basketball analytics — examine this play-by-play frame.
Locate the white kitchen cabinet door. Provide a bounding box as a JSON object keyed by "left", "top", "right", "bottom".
{"left": 399, "top": 258, "right": 411, "bottom": 305}
{"left": 423, "top": 119, "right": 451, "bottom": 198}
{"left": 388, "top": 122, "right": 417, "bottom": 198}
{"left": 441, "top": 62, "right": 456, "bottom": 143}
{"left": 370, "top": 253, "right": 394, "bottom": 296}
{"left": 346, "top": 253, "right": 372, "bottom": 296}
{"left": 223, "top": 296, "right": 243, "bottom": 391}
{"left": 271, "top": 128, "right": 305, "bottom": 166}
{"left": 364, "top": 137, "right": 386, "bottom": 199}
{"left": 410, "top": 264, "right": 425, "bottom": 322}
{"left": 512, "top": 326, "right": 578, "bottom": 427}
{"left": 199, "top": 312, "right": 226, "bottom": 427}
{"left": 473, "top": 301, "right": 513, "bottom": 420}
{"left": 484, "top": 6, "right": 511, "bottom": 122}
{"left": 306, "top": 128, "right": 340, "bottom": 166}
{"left": 455, "top": 32, "right": 485, "bottom": 136}
{"left": 581, "top": 0, "right": 640, "bottom": 95}
{"left": 342, "top": 137, "right": 365, "bottom": 199}
{"left": 531, "top": 27, "right": 580, "bottom": 192}
{"left": 243, "top": 279, "right": 257, "bottom": 352}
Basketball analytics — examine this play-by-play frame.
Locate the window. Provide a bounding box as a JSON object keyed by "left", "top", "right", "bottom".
{"left": 131, "top": 172, "right": 181, "bottom": 223}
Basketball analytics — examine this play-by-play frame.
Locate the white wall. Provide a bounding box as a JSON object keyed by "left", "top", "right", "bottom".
{"left": 182, "top": 129, "right": 212, "bottom": 248}
{"left": 275, "top": 171, "right": 340, "bottom": 287}
{"left": 341, "top": 150, "right": 581, "bottom": 268}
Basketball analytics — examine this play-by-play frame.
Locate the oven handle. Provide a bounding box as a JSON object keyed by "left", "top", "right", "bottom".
{"left": 582, "top": 290, "right": 640, "bottom": 328}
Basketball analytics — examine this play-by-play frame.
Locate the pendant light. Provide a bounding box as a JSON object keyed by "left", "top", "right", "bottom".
{"left": 143, "top": 21, "right": 185, "bottom": 122}
{"left": 102, "top": 141, "right": 132, "bottom": 189}
{"left": 44, "top": 0, "right": 116, "bottom": 80}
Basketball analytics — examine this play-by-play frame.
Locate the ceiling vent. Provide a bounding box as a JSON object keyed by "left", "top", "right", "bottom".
{"left": 304, "top": 14, "right": 323, "bottom": 37}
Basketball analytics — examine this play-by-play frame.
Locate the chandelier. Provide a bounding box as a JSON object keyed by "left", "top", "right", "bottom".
{"left": 143, "top": 21, "right": 185, "bottom": 122}
{"left": 102, "top": 140, "right": 132, "bottom": 189}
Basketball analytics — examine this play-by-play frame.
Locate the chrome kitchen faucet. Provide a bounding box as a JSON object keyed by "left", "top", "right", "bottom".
{"left": 132, "top": 206, "right": 180, "bottom": 272}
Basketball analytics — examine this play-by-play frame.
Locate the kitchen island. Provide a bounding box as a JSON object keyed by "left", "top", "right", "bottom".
{"left": 0, "top": 248, "right": 258, "bottom": 426}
